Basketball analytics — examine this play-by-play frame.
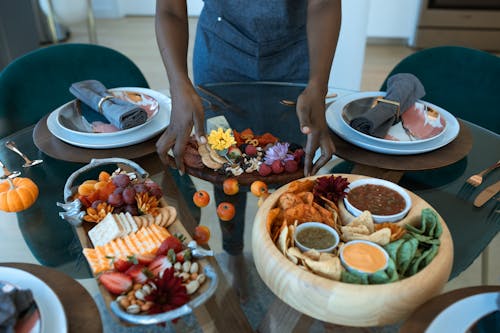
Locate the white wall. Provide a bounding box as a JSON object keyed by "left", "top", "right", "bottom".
{"left": 366, "top": 0, "right": 420, "bottom": 39}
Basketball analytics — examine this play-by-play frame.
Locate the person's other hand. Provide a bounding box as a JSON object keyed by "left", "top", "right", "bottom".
{"left": 156, "top": 82, "right": 206, "bottom": 173}
{"left": 296, "top": 85, "right": 336, "bottom": 176}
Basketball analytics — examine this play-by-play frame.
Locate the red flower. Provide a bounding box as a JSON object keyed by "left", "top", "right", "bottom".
{"left": 313, "top": 175, "right": 350, "bottom": 205}
{"left": 146, "top": 267, "right": 189, "bottom": 316}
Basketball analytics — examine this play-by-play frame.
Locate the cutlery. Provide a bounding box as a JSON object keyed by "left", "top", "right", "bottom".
{"left": 0, "top": 159, "right": 21, "bottom": 180}
{"left": 196, "top": 85, "right": 245, "bottom": 115}
{"left": 280, "top": 92, "right": 338, "bottom": 106}
{"left": 473, "top": 180, "right": 500, "bottom": 207}
{"left": 465, "top": 160, "right": 500, "bottom": 187}
{"left": 5, "top": 141, "right": 43, "bottom": 167}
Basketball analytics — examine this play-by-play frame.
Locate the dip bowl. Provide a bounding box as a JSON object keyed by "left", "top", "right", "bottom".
{"left": 343, "top": 178, "right": 412, "bottom": 223}
{"left": 294, "top": 222, "right": 340, "bottom": 253}
{"left": 339, "top": 240, "right": 389, "bottom": 274}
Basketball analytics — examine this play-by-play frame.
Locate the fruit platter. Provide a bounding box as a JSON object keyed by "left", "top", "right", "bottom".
{"left": 180, "top": 127, "right": 307, "bottom": 186}
{"left": 252, "top": 174, "right": 453, "bottom": 327}
{"left": 57, "top": 158, "right": 217, "bottom": 325}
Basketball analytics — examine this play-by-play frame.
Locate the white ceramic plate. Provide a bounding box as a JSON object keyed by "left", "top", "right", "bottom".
{"left": 425, "top": 292, "right": 500, "bottom": 333}
{"left": 0, "top": 267, "right": 67, "bottom": 333}
{"left": 47, "top": 87, "right": 171, "bottom": 149}
{"left": 56, "top": 89, "right": 159, "bottom": 136}
{"left": 326, "top": 91, "right": 460, "bottom": 155}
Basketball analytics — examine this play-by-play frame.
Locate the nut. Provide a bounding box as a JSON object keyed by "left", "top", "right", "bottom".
{"left": 185, "top": 280, "right": 200, "bottom": 295}
{"left": 179, "top": 272, "right": 190, "bottom": 282}
{"left": 174, "top": 262, "right": 182, "bottom": 271}
{"left": 182, "top": 261, "right": 191, "bottom": 273}
{"left": 126, "top": 304, "right": 141, "bottom": 314}
{"left": 134, "top": 289, "right": 145, "bottom": 301}
{"left": 190, "top": 262, "right": 199, "bottom": 274}
{"left": 197, "top": 274, "right": 206, "bottom": 285}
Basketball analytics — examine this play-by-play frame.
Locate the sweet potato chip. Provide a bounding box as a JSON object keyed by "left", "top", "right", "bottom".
{"left": 267, "top": 207, "right": 282, "bottom": 232}
{"left": 278, "top": 193, "right": 303, "bottom": 211}
{"left": 287, "top": 180, "right": 314, "bottom": 194}
{"left": 297, "top": 192, "right": 314, "bottom": 205}
{"left": 375, "top": 222, "right": 406, "bottom": 241}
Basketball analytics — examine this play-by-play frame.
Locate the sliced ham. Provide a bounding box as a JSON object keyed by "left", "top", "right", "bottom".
{"left": 92, "top": 121, "right": 119, "bottom": 133}
{"left": 401, "top": 103, "right": 446, "bottom": 140}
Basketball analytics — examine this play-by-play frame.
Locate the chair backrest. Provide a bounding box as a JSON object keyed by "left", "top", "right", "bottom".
{"left": 380, "top": 46, "right": 500, "bottom": 134}
{"left": 0, "top": 43, "right": 149, "bottom": 137}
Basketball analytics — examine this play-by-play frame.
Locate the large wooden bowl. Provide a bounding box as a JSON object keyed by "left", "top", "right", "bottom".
{"left": 252, "top": 174, "right": 453, "bottom": 327}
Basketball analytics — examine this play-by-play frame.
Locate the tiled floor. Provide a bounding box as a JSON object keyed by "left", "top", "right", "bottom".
{"left": 66, "top": 16, "right": 499, "bottom": 295}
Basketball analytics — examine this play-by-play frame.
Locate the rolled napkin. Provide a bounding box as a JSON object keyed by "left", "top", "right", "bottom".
{"left": 69, "top": 80, "right": 147, "bottom": 130}
{"left": 350, "top": 73, "right": 425, "bottom": 138}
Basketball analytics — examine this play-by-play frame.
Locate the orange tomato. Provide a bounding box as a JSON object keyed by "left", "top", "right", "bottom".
{"left": 193, "top": 225, "right": 211, "bottom": 245}
{"left": 250, "top": 180, "right": 268, "bottom": 197}
{"left": 216, "top": 202, "right": 236, "bottom": 221}
{"left": 222, "top": 178, "right": 239, "bottom": 195}
{"left": 193, "top": 190, "right": 210, "bottom": 208}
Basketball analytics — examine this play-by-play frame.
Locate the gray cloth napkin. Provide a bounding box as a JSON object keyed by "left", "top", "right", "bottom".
{"left": 69, "top": 80, "right": 147, "bottom": 130}
{"left": 0, "top": 285, "right": 34, "bottom": 332}
{"left": 350, "top": 73, "right": 425, "bottom": 138}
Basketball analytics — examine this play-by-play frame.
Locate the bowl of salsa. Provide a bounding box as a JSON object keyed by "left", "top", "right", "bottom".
{"left": 344, "top": 178, "right": 412, "bottom": 223}
{"left": 294, "top": 222, "right": 340, "bottom": 253}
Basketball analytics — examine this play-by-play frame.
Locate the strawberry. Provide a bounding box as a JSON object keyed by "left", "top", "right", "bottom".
{"left": 284, "top": 159, "right": 298, "bottom": 173}
{"left": 135, "top": 253, "right": 155, "bottom": 266}
{"left": 98, "top": 272, "right": 132, "bottom": 295}
{"left": 125, "top": 264, "right": 151, "bottom": 284}
{"left": 258, "top": 163, "right": 272, "bottom": 176}
{"left": 148, "top": 255, "right": 172, "bottom": 277}
{"left": 271, "top": 160, "right": 284, "bottom": 174}
{"left": 157, "top": 236, "right": 184, "bottom": 256}
{"left": 245, "top": 145, "right": 257, "bottom": 156}
{"left": 113, "top": 258, "right": 133, "bottom": 272}
{"left": 175, "top": 249, "right": 192, "bottom": 263}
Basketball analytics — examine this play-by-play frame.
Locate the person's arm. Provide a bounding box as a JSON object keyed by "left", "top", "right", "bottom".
{"left": 296, "top": 0, "right": 341, "bottom": 176}
{"left": 155, "top": 0, "right": 206, "bottom": 172}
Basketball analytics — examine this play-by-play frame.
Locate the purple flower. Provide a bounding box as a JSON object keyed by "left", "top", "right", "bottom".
{"left": 264, "top": 142, "right": 294, "bottom": 165}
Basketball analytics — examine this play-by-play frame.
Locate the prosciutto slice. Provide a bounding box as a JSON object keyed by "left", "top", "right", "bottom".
{"left": 401, "top": 103, "right": 446, "bottom": 140}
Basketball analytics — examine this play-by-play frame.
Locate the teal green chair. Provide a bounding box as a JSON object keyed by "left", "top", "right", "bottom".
{"left": 381, "top": 46, "right": 500, "bottom": 134}
{"left": 0, "top": 43, "right": 149, "bottom": 137}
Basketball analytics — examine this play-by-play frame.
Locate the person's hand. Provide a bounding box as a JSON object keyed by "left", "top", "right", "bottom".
{"left": 156, "top": 82, "right": 206, "bottom": 173}
{"left": 296, "top": 85, "right": 336, "bottom": 176}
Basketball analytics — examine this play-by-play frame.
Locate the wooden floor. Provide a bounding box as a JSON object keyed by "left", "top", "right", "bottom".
{"left": 67, "top": 17, "right": 499, "bottom": 293}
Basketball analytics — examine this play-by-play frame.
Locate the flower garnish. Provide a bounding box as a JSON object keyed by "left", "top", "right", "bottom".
{"left": 207, "top": 128, "right": 236, "bottom": 151}
{"left": 312, "top": 175, "right": 350, "bottom": 205}
{"left": 146, "top": 267, "right": 189, "bottom": 315}
{"left": 264, "top": 142, "right": 294, "bottom": 165}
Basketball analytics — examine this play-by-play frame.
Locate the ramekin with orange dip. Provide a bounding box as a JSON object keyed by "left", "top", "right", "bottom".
{"left": 339, "top": 240, "right": 389, "bottom": 274}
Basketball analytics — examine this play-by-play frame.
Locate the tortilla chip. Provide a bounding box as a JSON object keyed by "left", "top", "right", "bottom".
{"left": 342, "top": 227, "right": 391, "bottom": 246}
{"left": 303, "top": 249, "right": 321, "bottom": 261}
{"left": 350, "top": 211, "right": 374, "bottom": 233}
{"left": 277, "top": 223, "right": 289, "bottom": 255}
{"left": 304, "top": 256, "right": 342, "bottom": 281}
{"left": 375, "top": 222, "right": 406, "bottom": 241}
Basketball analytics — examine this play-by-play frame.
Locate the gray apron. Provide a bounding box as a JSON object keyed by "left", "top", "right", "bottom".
{"left": 193, "top": 0, "right": 309, "bottom": 84}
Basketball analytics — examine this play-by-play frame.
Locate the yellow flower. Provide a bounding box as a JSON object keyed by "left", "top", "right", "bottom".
{"left": 207, "top": 128, "right": 236, "bottom": 151}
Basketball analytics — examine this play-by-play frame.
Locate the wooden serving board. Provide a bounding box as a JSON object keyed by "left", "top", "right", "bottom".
{"left": 75, "top": 201, "right": 212, "bottom": 325}
{"left": 252, "top": 174, "right": 454, "bottom": 327}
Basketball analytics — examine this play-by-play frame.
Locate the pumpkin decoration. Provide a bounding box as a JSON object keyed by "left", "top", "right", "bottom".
{"left": 0, "top": 177, "right": 39, "bottom": 212}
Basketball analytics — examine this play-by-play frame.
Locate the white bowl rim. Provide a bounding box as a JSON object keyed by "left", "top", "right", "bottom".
{"left": 343, "top": 178, "right": 412, "bottom": 223}
{"left": 294, "top": 221, "right": 340, "bottom": 253}
{"left": 339, "top": 239, "right": 390, "bottom": 274}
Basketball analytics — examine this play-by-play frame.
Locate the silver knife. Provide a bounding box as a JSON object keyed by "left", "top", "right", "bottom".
{"left": 473, "top": 180, "right": 500, "bottom": 207}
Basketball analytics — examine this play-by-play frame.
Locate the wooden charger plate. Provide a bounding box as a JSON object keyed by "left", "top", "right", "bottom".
{"left": 252, "top": 174, "right": 454, "bottom": 327}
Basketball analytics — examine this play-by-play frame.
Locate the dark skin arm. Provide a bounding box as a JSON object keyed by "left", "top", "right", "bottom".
{"left": 155, "top": 0, "right": 206, "bottom": 173}
{"left": 155, "top": 0, "right": 341, "bottom": 176}
{"left": 297, "top": 0, "right": 341, "bottom": 176}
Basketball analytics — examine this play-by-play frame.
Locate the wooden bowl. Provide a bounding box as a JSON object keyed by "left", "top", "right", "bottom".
{"left": 252, "top": 174, "right": 453, "bottom": 327}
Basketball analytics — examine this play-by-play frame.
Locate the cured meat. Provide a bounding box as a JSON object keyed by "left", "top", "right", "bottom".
{"left": 401, "top": 103, "right": 446, "bottom": 140}
{"left": 92, "top": 121, "right": 119, "bottom": 133}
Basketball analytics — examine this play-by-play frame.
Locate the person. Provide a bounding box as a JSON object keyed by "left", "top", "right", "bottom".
{"left": 155, "top": 0, "right": 341, "bottom": 302}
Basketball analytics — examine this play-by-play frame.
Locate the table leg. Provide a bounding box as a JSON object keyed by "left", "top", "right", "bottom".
{"left": 351, "top": 164, "right": 404, "bottom": 183}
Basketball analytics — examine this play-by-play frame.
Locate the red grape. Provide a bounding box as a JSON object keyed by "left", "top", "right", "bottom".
{"left": 122, "top": 187, "right": 136, "bottom": 205}
{"left": 108, "top": 193, "right": 124, "bottom": 207}
{"left": 112, "top": 174, "right": 130, "bottom": 188}
{"left": 133, "top": 183, "right": 147, "bottom": 193}
{"left": 149, "top": 187, "right": 163, "bottom": 199}
{"left": 124, "top": 204, "right": 138, "bottom": 216}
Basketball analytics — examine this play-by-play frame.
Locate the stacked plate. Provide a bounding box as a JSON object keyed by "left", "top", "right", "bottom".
{"left": 326, "top": 91, "right": 460, "bottom": 155}
{"left": 47, "top": 87, "right": 171, "bottom": 149}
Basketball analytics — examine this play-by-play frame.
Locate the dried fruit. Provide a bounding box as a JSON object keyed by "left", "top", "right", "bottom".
{"left": 135, "top": 192, "right": 160, "bottom": 216}
{"left": 83, "top": 202, "right": 114, "bottom": 222}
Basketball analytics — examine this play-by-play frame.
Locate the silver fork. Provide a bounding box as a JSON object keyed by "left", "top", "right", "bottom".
{"left": 5, "top": 141, "right": 43, "bottom": 167}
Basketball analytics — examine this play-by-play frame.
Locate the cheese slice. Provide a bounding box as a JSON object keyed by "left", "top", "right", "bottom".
{"left": 117, "top": 213, "right": 131, "bottom": 234}
{"left": 88, "top": 213, "right": 123, "bottom": 247}
{"left": 125, "top": 212, "right": 138, "bottom": 232}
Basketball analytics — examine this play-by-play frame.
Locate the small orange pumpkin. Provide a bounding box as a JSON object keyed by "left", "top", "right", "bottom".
{"left": 0, "top": 177, "right": 39, "bottom": 212}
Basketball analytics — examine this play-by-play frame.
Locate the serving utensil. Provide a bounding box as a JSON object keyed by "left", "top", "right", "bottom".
{"left": 0, "top": 159, "right": 21, "bottom": 179}
{"left": 465, "top": 160, "right": 500, "bottom": 187}
{"left": 280, "top": 93, "right": 338, "bottom": 106}
{"left": 473, "top": 180, "right": 500, "bottom": 208}
{"left": 5, "top": 141, "right": 43, "bottom": 167}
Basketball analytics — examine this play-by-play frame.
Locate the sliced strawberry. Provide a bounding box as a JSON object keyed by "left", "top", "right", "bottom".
{"left": 98, "top": 272, "right": 132, "bottom": 295}
{"left": 125, "top": 264, "right": 151, "bottom": 284}
{"left": 148, "top": 255, "right": 172, "bottom": 277}
{"left": 113, "top": 258, "right": 133, "bottom": 272}
{"left": 157, "top": 236, "right": 183, "bottom": 256}
{"left": 176, "top": 249, "right": 192, "bottom": 264}
{"left": 135, "top": 253, "right": 155, "bottom": 266}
